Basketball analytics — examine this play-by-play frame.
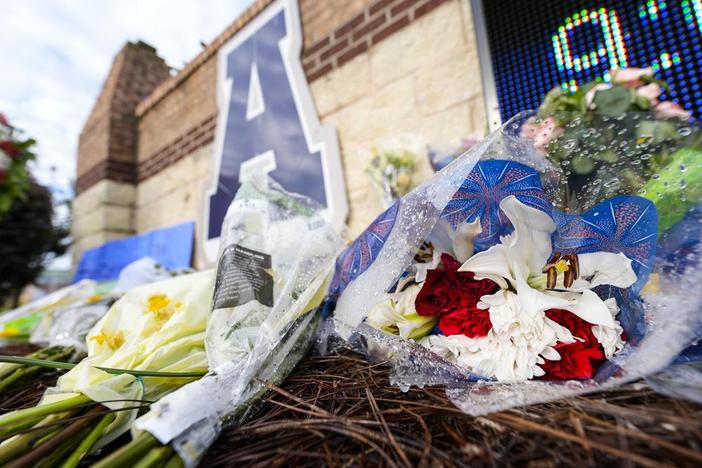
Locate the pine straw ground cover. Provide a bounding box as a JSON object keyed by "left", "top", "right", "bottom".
{"left": 2, "top": 345, "right": 702, "bottom": 467}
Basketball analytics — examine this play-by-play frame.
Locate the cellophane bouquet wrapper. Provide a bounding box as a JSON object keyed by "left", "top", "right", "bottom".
{"left": 134, "top": 176, "right": 343, "bottom": 466}
{"left": 329, "top": 111, "right": 702, "bottom": 414}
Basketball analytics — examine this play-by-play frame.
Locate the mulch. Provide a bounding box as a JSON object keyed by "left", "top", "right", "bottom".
{"left": 2, "top": 345, "right": 701, "bottom": 467}
{"left": 203, "top": 352, "right": 702, "bottom": 467}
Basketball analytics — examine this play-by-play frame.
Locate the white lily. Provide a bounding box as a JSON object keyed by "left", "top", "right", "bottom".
{"left": 368, "top": 284, "right": 437, "bottom": 340}
{"left": 414, "top": 218, "right": 482, "bottom": 283}
{"left": 459, "top": 196, "right": 636, "bottom": 328}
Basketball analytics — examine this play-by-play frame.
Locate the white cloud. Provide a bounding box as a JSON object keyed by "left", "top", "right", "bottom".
{"left": 0, "top": 0, "right": 254, "bottom": 193}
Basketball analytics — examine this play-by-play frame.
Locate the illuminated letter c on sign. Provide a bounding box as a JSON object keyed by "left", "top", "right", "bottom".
{"left": 203, "top": 0, "right": 347, "bottom": 260}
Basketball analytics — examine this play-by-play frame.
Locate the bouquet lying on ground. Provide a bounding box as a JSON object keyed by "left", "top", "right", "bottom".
{"left": 329, "top": 106, "right": 702, "bottom": 413}
{"left": 0, "top": 269, "right": 214, "bottom": 467}
{"left": 98, "top": 176, "right": 342, "bottom": 467}
{"left": 0, "top": 257, "right": 189, "bottom": 396}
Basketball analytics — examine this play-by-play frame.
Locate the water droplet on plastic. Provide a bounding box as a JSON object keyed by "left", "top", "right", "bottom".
{"left": 680, "top": 179, "right": 688, "bottom": 189}
{"left": 680, "top": 164, "right": 687, "bottom": 172}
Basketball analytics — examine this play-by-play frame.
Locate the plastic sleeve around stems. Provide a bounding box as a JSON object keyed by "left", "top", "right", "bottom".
{"left": 132, "top": 311, "right": 322, "bottom": 468}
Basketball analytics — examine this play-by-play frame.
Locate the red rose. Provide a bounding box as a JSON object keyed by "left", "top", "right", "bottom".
{"left": 540, "top": 308, "right": 606, "bottom": 380}
{"left": 415, "top": 253, "right": 500, "bottom": 338}
{"left": 0, "top": 140, "right": 19, "bottom": 158}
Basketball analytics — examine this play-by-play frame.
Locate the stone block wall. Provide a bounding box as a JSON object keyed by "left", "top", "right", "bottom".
{"left": 72, "top": 0, "right": 488, "bottom": 268}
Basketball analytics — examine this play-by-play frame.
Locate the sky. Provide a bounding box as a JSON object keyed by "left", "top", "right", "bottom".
{"left": 0, "top": 0, "right": 254, "bottom": 200}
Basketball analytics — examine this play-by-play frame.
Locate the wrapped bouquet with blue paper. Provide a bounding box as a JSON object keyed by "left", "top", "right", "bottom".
{"left": 329, "top": 106, "right": 702, "bottom": 413}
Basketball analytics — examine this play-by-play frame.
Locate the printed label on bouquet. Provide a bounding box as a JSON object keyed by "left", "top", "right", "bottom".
{"left": 214, "top": 244, "right": 273, "bottom": 309}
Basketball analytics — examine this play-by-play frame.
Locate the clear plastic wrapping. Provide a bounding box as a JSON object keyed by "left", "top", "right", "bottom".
{"left": 134, "top": 176, "right": 342, "bottom": 466}
{"left": 329, "top": 111, "right": 702, "bottom": 413}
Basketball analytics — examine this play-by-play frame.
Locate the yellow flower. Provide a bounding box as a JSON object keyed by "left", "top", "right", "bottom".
{"left": 0, "top": 326, "right": 20, "bottom": 338}
{"left": 143, "top": 294, "right": 179, "bottom": 336}
{"left": 86, "top": 294, "right": 103, "bottom": 303}
{"left": 147, "top": 294, "right": 171, "bottom": 312}
{"left": 91, "top": 329, "right": 125, "bottom": 350}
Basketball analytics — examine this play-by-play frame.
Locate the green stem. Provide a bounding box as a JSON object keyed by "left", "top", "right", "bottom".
{"left": 0, "top": 356, "right": 205, "bottom": 379}
{"left": 0, "top": 394, "right": 91, "bottom": 436}
{"left": 0, "top": 414, "right": 63, "bottom": 464}
{"left": 34, "top": 425, "right": 93, "bottom": 468}
{"left": 6, "top": 406, "right": 101, "bottom": 468}
{"left": 0, "top": 348, "right": 76, "bottom": 393}
{"left": 163, "top": 454, "right": 184, "bottom": 468}
{"left": 91, "top": 432, "right": 160, "bottom": 468}
{"left": 94, "top": 367, "right": 206, "bottom": 378}
{"left": 134, "top": 446, "right": 173, "bottom": 468}
{"left": 0, "top": 355, "right": 76, "bottom": 370}
{"left": 60, "top": 412, "right": 116, "bottom": 468}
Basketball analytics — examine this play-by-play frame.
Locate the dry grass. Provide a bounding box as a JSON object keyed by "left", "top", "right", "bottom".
{"left": 2, "top": 345, "right": 701, "bottom": 467}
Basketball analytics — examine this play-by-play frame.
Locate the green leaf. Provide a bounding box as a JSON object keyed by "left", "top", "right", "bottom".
{"left": 592, "top": 85, "right": 632, "bottom": 117}
{"left": 94, "top": 367, "right": 206, "bottom": 378}
{"left": 571, "top": 154, "right": 596, "bottom": 174}
{"left": 642, "top": 147, "right": 702, "bottom": 234}
{"left": 0, "top": 355, "right": 76, "bottom": 370}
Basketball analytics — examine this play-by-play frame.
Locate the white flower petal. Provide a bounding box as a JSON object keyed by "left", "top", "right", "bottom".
{"left": 459, "top": 244, "right": 512, "bottom": 289}
{"left": 540, "top": 345, "right": 561, "bottom": 361}
{"left": 547, "top": 289, "right": 616, "bottom": 328}
{"left": 453, "top": 218, "right": 482, "bottom": 263}
{"left": 576, "top": 252, "right": 637, "bottom": 289}
{"left": 499, "top": 196, "right": 556, "bottom": 276}
{"left": 414, "top": 249, "right": 442, "bottom": 283}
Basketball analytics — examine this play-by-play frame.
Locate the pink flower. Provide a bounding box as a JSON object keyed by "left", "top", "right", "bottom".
{"left": 585, "top": 83, "right": 611, "bottom": 109}
{"left": 654, "top": 101, "right": 692, "bottom": 120}
{"left": 520, "top": 117, "right": 563, "bottom": 154}
{"left": 637, "top": 82, "right": 662, "bottom": 105}
{"left": 609, "top": 67, "right": 654, "bottom": 88}
{"left": 0, "top": 113, "right": 8, "bottom": 127}
{"left": 533, "top": 117, "right": 563, "bottom": 153}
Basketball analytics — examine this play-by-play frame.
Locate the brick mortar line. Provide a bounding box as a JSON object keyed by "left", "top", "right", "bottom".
{"left": 137, "top": 0, "right": 446, "bottom": 116}
{"left": 79, "top": 0, "right": 449, "bottom": 194}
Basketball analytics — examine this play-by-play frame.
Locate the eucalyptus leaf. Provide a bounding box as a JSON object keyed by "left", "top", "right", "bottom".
{"left": 592, "top": 86, "right": 631, "bottom": 117}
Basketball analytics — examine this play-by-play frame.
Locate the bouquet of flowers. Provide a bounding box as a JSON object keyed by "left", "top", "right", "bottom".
{"left": 98, "top": 176, "right": 342, "bottom": 467}
{"left": 328, "top": 111, "right": 702, "bottom": 413}
{"left": 366, "top": 148, "right": 417, "bottom": 207}
{"left": 520, "top": 68, "right": 701, "bottom": 234}
{"left": 0, "top": 270, "right": 214, "bottom": 466}
{"left": 0, "top": 257, "right": 191, "bottom": 396}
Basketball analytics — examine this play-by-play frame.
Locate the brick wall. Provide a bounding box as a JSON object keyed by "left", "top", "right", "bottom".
{"left": 302, "top": 0, "right": 451, "bottom": 83}
{"left": 76, "top": 42, "right": 170, "bottom": 194}
{"left": 73, "top": 0, "right": 486, "bottom": 267}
